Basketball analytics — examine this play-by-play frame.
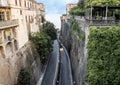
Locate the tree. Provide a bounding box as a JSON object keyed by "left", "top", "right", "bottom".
{"left": 43, "top": 21, "right": 57, "bottom": 40}
{"left": 31, "top": 32, "right": 52, "bottom": 64}
{"left": 78, "top": 0, "right": 85, "bottom": 9}
{"left": 30, "top": 21, "right": 56, "bottom": 65}
{"left": 69, "top": 6, "right": 85, "bottom": 16}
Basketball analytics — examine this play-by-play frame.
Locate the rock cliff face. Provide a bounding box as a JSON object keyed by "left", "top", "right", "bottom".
{"left": 0, "top": 42, "right": 42, "bottom": 85}
{"left": 60, "top": 19, "right": 89, "bottom": 85}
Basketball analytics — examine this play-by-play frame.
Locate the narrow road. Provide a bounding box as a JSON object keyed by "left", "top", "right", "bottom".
{"left": 41, "top": 40, "right": 59, "bottom": 85}
{"left": 59, "top": 44, "right": 73, "bottom": 85}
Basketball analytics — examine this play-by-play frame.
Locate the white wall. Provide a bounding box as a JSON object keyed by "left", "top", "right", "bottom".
{"left": 11, "top": 8, "right": 28, "bottom": 48}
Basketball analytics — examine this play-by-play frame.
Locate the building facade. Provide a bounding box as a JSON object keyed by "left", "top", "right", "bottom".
{"left": 0, "top": 0, "right": 45, "bottom": 85}
{"left": 0, "top": 0, "right": 45, "bottom": 58}
{"left": 36, "top": 3, "right": 45, "bottom": 29}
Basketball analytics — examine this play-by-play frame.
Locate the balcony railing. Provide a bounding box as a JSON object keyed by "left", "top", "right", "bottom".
{"left": 85, "top": 19, "right": 120, "bottom": 26}
{"left": 0, "top": 19, "right": 19, "bottom": 29}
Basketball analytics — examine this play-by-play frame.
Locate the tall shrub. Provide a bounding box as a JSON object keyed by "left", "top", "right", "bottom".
{"left": 43, "top": 21, "right": 57, "bottom": 40}
{"left": 31, "top": 32, "right": 52, "bottom": 64}
{"left": 87, "top": 26, "right": 120, "bottom": 85}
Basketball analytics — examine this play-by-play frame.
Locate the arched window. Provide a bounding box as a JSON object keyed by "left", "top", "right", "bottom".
{"left": 15, "top": 0, "right": 17, "bottom": 5}
{"left": 14, "top": 40, "right": 18, "bottom": 51}
{"left": 6, "top": 42, "right": 13, "bottom": 58}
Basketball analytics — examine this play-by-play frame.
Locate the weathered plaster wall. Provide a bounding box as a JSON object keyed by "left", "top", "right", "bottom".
{"left": 0, "top": 41, "right": 42, "bottom": 85}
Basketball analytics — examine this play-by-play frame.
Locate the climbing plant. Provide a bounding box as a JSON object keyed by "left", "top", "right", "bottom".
{"left": 87, "top": 26, "right": 120, "bottom": 85}
{"left": 86, "top": 0, "right": 120, "bottom": 7}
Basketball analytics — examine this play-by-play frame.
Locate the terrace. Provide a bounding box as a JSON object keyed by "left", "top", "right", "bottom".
{"left": 85, "top": 6, "right": 120, "bottom": 26}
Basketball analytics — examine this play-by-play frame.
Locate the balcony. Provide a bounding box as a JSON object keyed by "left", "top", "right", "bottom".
{"left": 0, "top": 19, "right": 19, "bottom": 29}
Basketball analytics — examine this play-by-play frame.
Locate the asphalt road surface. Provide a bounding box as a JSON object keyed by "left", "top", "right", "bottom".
{"left": 41, "top": 40, "right": 59, "bottom": 85}
{"left": 59, "top": 48, "right": 72, "bottom": 85}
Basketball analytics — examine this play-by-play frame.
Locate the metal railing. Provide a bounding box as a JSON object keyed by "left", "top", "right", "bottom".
{"left": 0, "top": 19, "right": 19, "bottom": 29}
{"left": 85, "top": 19, "right": 120, "bottom": 26}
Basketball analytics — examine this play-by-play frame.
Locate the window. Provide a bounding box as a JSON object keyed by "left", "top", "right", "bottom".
{"left": 6, "top": 11, "right": 10, "bottom": 20}
{"left": 24, "top": 1, "right": 26, "bottom": 7}
{"left": 15, "top": 0, "right": 17, "bottom": 5}
{"left": 0, "top": 31, "right": 2, "bottom": 42}
{"left": 19, "top": 0, "right": 21, "bottom": 6}
{"left": 20, "top": 10, "right": 22, "bottom": 15}
{"left": 26, "top": 16, "right": 27, "bottom": 22}
{"left": 31, "top": 16, "right": 34, "bottom": 22}
{"left": 0, "top": 12, "right": 4, "bottom": 21}
{"left": 4, "top": 31, "right": 6, "bottom": 40}
{"left": 27, "top": 2, "right": 29, "bottom": 8}
{"left": 29, "top": 16, "right": 30, "bottom": 22}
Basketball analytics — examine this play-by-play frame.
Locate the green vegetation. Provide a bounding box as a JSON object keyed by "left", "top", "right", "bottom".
{"left": 43, "top": 21, "right": 57, "bottom": 40}
{"left": 18, "top": 68, "right": 30, "bottom": 85}
{"left": 69, "top": 0, "right": 86, "bottom": 16}
{"left": 115, "top": 9, "right": 120, "bottom": 15}
{"left": 87, "top": 26, "right": 120, "bottom": 85}
{"left": 30, "top": 21, "right": 57, "bottom": 65}
{"left": 31, "top": 32, "right": 52, "bottom": 64}
{"left": 70, "top": 17, "right": 85, "bottom": 41}
{"left": 41, "top": 15, "right": 46, "bottom": 23}
{"left": 73, "top": 0, "right": 120, "bottom": 16}
{"left": 69, "top": 0, "right": 85, "bottom": 16}
{"left": 86, "top": 0, "right": 120, "bottom": 7}
{"left": 78, "top": 0, "right": 85, "bottom": 9}
{"left": 70, "top": 6, "right": 85, "bottom": 16}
